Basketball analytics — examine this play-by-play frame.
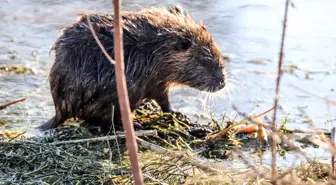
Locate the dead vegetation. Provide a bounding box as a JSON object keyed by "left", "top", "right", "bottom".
{"left": 0, "top": 65, "right": 33, "bottom": 75}
{"left": 0, "top": 100, "right": 335, "bottom": 185}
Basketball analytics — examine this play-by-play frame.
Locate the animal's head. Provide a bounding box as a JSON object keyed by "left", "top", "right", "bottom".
{"left": 139, "top": 6, "right": 225, "bottom": 92}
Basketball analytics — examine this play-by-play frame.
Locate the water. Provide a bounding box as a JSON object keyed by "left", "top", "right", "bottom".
{"left": 0, "top": 0, "right": 335, "bottom": 168}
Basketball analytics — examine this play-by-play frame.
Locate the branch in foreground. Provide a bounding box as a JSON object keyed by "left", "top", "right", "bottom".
{"left": 271, "top": 0, "right": 290, "bottom": 179}
{"left": 0, "top": 98, "right": 27, "bottom": 110}
{"left": 0, "top": 130, "right": 157, "bottom": 145}
{"left": 112, "top": 0, "right": 144, "bottom": 184}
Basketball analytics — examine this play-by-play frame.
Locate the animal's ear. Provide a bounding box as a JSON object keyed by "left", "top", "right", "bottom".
{"left": 175, "top": 38, "right": 192, "bottom": 51}
{"left": 168, "top": 5, "right": 184, "bottom": 16}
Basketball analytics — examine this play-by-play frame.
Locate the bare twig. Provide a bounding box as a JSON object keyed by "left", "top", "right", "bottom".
{"left": 271, "top": 0, "right": 290, "bottom": 180}
{"left": 331, "top": 127, "right": 336, "bottom": 173}
{"left": 87, "top": 16, "right": 115, "bottom": 65}
{"left": 109, "top": 105, "right": 123, "bottom": 174}
{"left": 0, "top": 98, "right": 27, "bottom": 110}
{"left": 136, "top": 137, "right": 171, "bottom": 154}
{"left": 85, "top": 0, "right": 143, "bottom": 182}
{"left": 291, "top": 128, "right": 331, "bottom": 135}
{"left": 112, "top": 0, "right": 144, "bottom": 184}
{"left": 289, "top": 84, "right": 336, "bottom": 106}
{"left": 143, "top": 173, "right": 169, "bottom": 185}
{"left": 231, "top": 105, "right": 314, "bottom": 165}
{"left": 0, "top": 130, "right": 157, "bottom": 145}
{"left": 206, "top": 106, "right": 274, "bottom": 140}
{"left": 8, "top": 131, "right": 26, "bottom": 142}
{"left": 231, "top": 105, "right": 330, "bottom": 138}
{"left": 136, "top": 137, "right": 222, "bottom": 174}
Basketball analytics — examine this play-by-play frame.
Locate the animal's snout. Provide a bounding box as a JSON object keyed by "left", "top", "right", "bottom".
{"left": 215, "top": 68, "right": 224, "bottom": 79}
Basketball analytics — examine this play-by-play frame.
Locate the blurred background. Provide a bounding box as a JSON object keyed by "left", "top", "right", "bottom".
{"left": 0, "top": 0, "right": 335, "bottom": 167}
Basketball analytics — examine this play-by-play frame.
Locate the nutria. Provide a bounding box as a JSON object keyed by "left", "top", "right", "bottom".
{"left": 39, "top": 6, "right": 226, "bottom": 130}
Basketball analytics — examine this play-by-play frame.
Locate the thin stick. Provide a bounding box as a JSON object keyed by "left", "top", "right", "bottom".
{"left": 0, "top": 130, "right": 157, "bottom": 145}
{"left": 271, "top": 3, "right": 289, "bottom": 173}
{"left": 87, "top": 17, "right": 115, "bottom": 65}
{"left": 136, "top": 137, "right": 222, "bottom": 174}
{"left": 271, "top": 0, "right": 290, "bottom": 180}
{"left": 8, "top": 131, "right": 26, "bottom": 142}
{"left": 110, "top": 105, "right": 124, "bottom": 175}
{"left": 113, "top": 0, "right": 144, "bottom": 184}
{"left": 0, "top": 98, "right": 27, "bottom": 110}
{"left": 232, "top": 105, "right": 314, "bottom": 161}
{"left": 136, "top": 137, "right": 171, "bottom": 153}
{"left": 331, "top": 127, "right": 336, "bottom": 173}
{"left": 206, "top": 106, "right": 274, "bottom": 140}
{"left": 291, "top": 128, "right": 331, "bottom": 135}
{"left": 143, "top": 173, "right": 169, "bottom": 185}
{"left": 289, "top": 84, "right": 336, "bottom": 106}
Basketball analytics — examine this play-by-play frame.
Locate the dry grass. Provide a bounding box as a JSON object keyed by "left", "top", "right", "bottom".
{"left": 1, "top": 100, "right": 335, "bottom": 185}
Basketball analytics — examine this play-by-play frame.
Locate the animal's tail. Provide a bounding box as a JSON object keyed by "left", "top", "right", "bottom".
{"left": 38, "top": 117, "right": 57, "bottom": 131}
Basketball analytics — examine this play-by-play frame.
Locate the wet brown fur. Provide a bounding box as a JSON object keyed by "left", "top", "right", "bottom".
{"left": 39, "top": 6, "right": 226, "bottom": 130}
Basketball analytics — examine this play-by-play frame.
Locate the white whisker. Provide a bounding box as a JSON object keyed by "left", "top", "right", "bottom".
{"left": 202, "top": 92, "right": 210, "bottom": 112}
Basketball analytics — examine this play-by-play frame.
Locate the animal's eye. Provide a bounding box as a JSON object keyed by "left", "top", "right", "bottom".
{"left": 176, "top": 39, "right": 192, "bottom": 51}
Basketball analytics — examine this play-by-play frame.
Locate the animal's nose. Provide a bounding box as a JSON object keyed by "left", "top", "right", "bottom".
{"left": 215, "top": 68, "right": 224, "bottom": 79}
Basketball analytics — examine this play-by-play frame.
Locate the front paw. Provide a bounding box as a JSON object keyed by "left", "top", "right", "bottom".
{"left": 161, "top": 106, "right": 173, "bottom": 113}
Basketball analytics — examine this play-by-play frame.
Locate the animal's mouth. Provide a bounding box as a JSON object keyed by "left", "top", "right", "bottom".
{"left": 207, "top": 68, "right": 226, "bottom": 93}
{"left": 207, "top": 81, "right": 226, "bottom": 93}
{"left": 197, "top": 79, "right": 226, "bottom": 93}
